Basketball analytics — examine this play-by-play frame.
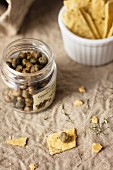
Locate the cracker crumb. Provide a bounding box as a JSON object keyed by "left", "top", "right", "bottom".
{"left": 92, "top": 143, "right": 103, "bottom": 153}
{"left": 29, "top": 163, "right": 38, "bottom": 170}
{"left": 74, "top": 100, "right": 84, "bottom": 106}
{"left": 79, "top": 86, "right": 86, "bottom": 93}
{"left": 91, "top": 116, "right": 99, "bottom": 124}
{"left": 6, "top": 137, "right": 27, "bottom": 147}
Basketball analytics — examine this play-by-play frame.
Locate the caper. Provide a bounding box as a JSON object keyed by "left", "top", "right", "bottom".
{"left": 12, "top": 58, "right": 21, "bottom": 68}
{"left": 22, "top": 59, "right": 28, "bottom": 66}
{"left": 31, "top": 67, "right": 35, "bottom": 73}
{"left": 38, "top": 55, "right": 48, "bottom": 65}
{"left": 27, "top": 52, "right": 32, "bottom": 60}
{"left": 12, "top": 59, "right": 17, "bottom": 68}
{"left": 25, "top": 98, "right": 33, "bottom": 106}
{"left": 22, "top": 67, "right": 30, "bottom": 73}
{"left": 30, "top": 66, "right": 35, "bottom": 73}
{"left": 16, "top": 65, "right": 23, "bottom": 72}
{"left": 59, "top": 132, "right": 70, "bottom": 143}
{"left": 27, "top": 86, "right": 35, "bottom": 95}
{"left": 24, "top": 106, "right": 31, "bottom": 112}
{"left": 30, "top": 58, "right": 37, "bottom": 64}
{"left": 6, "top": 58, "right": 13, "bottom": 68}
{"left": 7, "top": 58, "right": 13, "bottom": 63}
{"left": 26, "top": 62, "right": 33, "bottom": 68}
{"left": 12, "top": 89, "right": 22, "bottom": 97}
{"left": 16, "top": 101, "right": 25, "bottom": 110}
{"left": 17, "top": 96, "right": 25, "bottom": 102}
{"left": 20, "top": 84, "right": 28, "bottom": 90}
{"left": 6, "top": 61, "right": 12, "bottom": 68}
{"left": 18, "top": 52, "right": 26, "bottom": 59}
{"left": 22, "top": 90, "right": 30, "bottom": 98}
{"left": 32, "top": 51, "right": 41, "bottom": 59}
{"left": 30, "top": 65, "right": 39, "bottom": 73}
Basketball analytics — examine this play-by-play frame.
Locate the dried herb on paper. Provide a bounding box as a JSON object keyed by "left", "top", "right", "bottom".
{"left": 61, "top": 104, "right": 74, "bottom": 124}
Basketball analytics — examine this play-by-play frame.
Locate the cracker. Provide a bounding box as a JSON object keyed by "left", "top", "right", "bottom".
{"left": 74, "top": 100, "right": 84, "bottom": 106}
{"left": 62, "top": 9, "right": 95, "bottom": 39}
{"left": 107, "top": 23, "right": 113, "bottom": 37}
{"left": 47, "top": 128, "right": 77, "bottom": 155}
{"left": 104, "top": 0, "right": 113, "bottom": 38}
{"left": 79, "top": 86, "right": 86, "bottom": 93}
{"left": 88, "top": 0, "right": 106, "bottom": 38}
{"left": 92, "top": 143, "right": 103, "bottom": 153}
{"left": 81, "top": 8, "right": 101, "bottom": 39}
{"left": 91, "top": 116, "right": 99, "bottom": 124}
{"left": 64, "top": 0, "right": 91, "bottom": 10}
{"left": 6, "top": 137, "right": 27, "bottom": 147}
{"left": 29, "top": 163, "right": 38, "bottom": 170}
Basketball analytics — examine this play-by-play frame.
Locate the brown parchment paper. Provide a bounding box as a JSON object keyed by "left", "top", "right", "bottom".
{"left": 0, "top": 0, "right": 113, "bottom": 169}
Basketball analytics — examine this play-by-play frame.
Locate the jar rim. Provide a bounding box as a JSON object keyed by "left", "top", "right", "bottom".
{"left": 2, "top": 38, "right": 53, "bottom": 78}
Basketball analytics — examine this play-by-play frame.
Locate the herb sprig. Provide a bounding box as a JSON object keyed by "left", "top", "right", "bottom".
{"left": 61, "top": 104, "right": 74, "bottom": 124}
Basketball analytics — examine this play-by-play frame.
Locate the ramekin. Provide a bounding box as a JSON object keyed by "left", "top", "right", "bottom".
{"left": 58, "top": 7, "right": 113, "bottom": 66}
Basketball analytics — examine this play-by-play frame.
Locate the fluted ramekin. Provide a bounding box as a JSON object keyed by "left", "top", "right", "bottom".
{"left": 58, "top": 7, "right": 113, "bottom": 66}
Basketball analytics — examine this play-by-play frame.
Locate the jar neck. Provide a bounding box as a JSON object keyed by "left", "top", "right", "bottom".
{"left": 1, "top": 38, "right": 54, "bottom": 87}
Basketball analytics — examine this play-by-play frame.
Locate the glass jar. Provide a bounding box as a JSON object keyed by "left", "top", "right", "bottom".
{"left": 0, "top": 38, "right": 57, "bottom": 113}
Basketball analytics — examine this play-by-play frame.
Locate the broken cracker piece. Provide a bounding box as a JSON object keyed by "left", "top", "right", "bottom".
{"left": 91, "top": 116, "right": 99, "bottom": 124}
{"left": 6, "top": 137, "right": 27, "bottom": 147}
{"left": 29, "top": 163, "right": 38, "bottom": 170}
{"left": 107, "top": 23, "right": 113, "bottom": 37}
{"left": 47, "top": 128, "right": 77, "bottom": 155}
{"left": 104, "top": 0, "right": 113, "bottom": 38}
{"left": 79, "top": 86, "right": 86, "bottom": 93}
{"left": 62, "top": 8, "right": 95, "bottom": 39}
{"left": 88, "top": 0, "right": 106, "bottom": 38}
{"left": 74, "top": 100, "right": 84, "bottom": 106}
{"left": 81, "top": 9, "right": 101, "bottom": 39}
{"left": 92, "top": 143, "right": 103, "bottom": 153}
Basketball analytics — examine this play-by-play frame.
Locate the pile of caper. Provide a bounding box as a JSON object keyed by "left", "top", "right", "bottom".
{"left": 4, "top": 51, "right": 50, "bottom": 112}
{"left": 6, "top": 51, "right": 48, "bottom": 73}
{"left": 4, "top": 87, "right": 35, "bottom": 112}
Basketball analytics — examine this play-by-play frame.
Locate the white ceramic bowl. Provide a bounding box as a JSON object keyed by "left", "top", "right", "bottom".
{"left": 58, "top": 7, "right": 113, "bottom": 66}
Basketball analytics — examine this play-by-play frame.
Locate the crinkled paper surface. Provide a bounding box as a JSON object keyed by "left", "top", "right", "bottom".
{"left": 0, "top": 0, "right": 113, "bottom": 169}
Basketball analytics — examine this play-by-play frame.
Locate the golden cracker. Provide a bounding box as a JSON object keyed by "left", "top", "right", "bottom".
{"left": 62, "top": 8, "right": 96, "bottom": 39}
{"left": 47, "top": 128, "right": 77, "bottom": 155}
{"left": 104, "top": 0, "right": 113, "bottom": 38}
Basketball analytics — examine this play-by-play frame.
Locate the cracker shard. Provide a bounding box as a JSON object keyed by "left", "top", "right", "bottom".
{"left": 47, "top": 128, "right": 77, "bottom": 155}
{"left": 79, "top": 86, "right": 86, "bottom": 93}
{"left": 104, "top": 0, "right": 113, "bottom": 38}
{"left": 92, "top": 143, "right": 103, "bottom": 153}
{"left": 6, "top": 137, "right": 27, "bottom": 147}
{"left": 107, "top": 24, "right": 113, "bottom": 37}
{"left": 64, "top": 0, "right": 91, "bottom": 10}
{"left": 91, "top": 116, "right": 99, "bottom": 124}
{"left": 74, "top": 100, "right": 84, "bottom": 106}
{"left": 29, "top": 163, "right": 38, "bottom": 170}
{"left": 89, "top": 0, "right": 106, "bottom": 38}
{"left": 62, "top": 8, "right": 95, "bottom": 39}
{"left": 80, "top": 9, "right": 101, "bottom": 39}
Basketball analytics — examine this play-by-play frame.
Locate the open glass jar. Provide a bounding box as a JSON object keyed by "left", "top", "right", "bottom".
{"left": 0, "top": 38, "right": 57, "bottom": 113}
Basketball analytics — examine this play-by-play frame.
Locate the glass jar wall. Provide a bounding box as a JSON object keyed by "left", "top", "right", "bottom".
{"left": 0, "top": 38, "right": 57, "bottom": 113}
